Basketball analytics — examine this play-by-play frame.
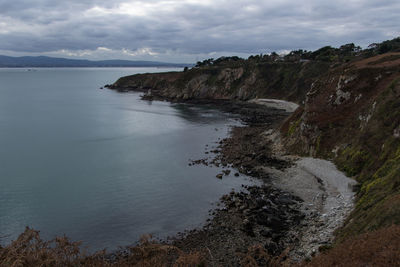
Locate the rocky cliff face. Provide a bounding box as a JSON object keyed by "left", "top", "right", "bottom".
{"left": 111, "top": 61, "right": 330, "bottom": 103}
{"left": 281, "top": 53, "right": 400, "bottom": 240}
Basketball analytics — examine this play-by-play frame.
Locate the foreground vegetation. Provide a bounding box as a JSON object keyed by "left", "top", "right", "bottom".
{"left": 0, "top": 228, "right": 205, "bottom": 266}
{"left": 1, "top": 225, "right": 399, "bottom": 266}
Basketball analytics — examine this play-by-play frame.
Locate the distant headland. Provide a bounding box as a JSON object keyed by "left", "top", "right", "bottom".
{"left": 0, "top": 55, "right": 192, "bottom": 68}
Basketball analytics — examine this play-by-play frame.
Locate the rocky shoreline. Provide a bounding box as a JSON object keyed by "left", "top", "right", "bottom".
{"left": 171, "top": 103, "right": 303, "bottom": 266}
{"left": 173, "top": 101, "right": 356, "bottom": 265}
{"left": 106, "top": 87, "right": 356, "bottom": 265}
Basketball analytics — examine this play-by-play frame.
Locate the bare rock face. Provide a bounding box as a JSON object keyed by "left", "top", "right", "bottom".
{"left": 218, "top": 67, "right": 244, "bottom": 88}
{"left": 184, "top": 74, "right": 210, "bottom": 98}
{"left": 333, "top": 89, "right": 351, "bottom": 105}
{"left": 109, "top": 60, "right": 331, "bottom": 104}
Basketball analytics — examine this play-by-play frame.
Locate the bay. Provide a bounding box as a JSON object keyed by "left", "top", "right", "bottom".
{"left": 0, "top": 68, "right": 253, "bottom": 251}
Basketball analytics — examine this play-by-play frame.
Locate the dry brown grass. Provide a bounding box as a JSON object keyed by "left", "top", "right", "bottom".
{"left": 0, "top": 227, "right": 291, "bottom": 266}
{"left": 352, "top": 52, "right": 400, "bottom": 68}
{"left": 3, "top": 225, "right": 400, "bottom": 266}
{"left": 303, "top": 225, "right": 400, "bottom": 267}
{"left": 237, "top": 245, "right": 291, "bottom": 267}
{"left": 0, "top": 228, "right": 206, "bottom": 267}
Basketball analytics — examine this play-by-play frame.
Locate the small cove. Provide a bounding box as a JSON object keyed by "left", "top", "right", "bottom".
{"left": 0, "top": 68, "right": 255, "bottom": 251}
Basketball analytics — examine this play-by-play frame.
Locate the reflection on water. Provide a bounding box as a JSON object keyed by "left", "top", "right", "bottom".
{"left": 171, "top": 103, "right": 237, "bottom": 125}
{"left": 0, "top": 68, "right": 254, "bottom": 251}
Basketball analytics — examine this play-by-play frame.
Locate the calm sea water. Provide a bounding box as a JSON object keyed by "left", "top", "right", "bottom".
{"left": 0, "top": 68, "right": 253, "bottom": 251}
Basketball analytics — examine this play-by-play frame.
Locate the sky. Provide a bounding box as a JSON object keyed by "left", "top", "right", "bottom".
{"left": 0, "top": 0, "right": 399, "bottom": 63}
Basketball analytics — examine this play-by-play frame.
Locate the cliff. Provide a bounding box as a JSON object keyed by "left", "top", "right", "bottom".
{"left": 281, "top": 52, "right": 400, "bottom": 240}
{"left": 110, "top": 60, "right": 331, "bottom": 104}
{"left": 110, "top": 50, "right": 400, "bottom": 244}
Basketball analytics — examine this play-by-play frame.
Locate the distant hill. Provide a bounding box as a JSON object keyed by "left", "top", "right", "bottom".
{"left": 0, "top": 55, "right": 191, "bottom": 68}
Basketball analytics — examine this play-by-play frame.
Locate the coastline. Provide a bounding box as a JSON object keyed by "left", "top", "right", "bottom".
{"left": 106, "top": 90, "right": 356, "bottom": 265}
{"left": 0, "top": 84, "right": 358, "bottom": 266}
{"left": 173, "top": 105, "right": 356, "bottom": 265}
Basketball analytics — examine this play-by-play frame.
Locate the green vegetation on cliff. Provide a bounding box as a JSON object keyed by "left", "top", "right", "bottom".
{"left": 281, "top": 50, "right": 400, "bottom": 241}
{"left": 335, "top": 76, "right": 400, "bottom": 240}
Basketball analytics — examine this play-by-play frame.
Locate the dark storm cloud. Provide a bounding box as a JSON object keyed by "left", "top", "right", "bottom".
{"left": 0, "top": 0, "right": 399, "bottom": 60}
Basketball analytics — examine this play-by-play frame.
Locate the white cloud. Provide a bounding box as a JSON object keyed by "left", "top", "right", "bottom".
{"left": 0, "top": 0, "right": 399, "bottom": 62}
{"left": 122, "top": 48, "right": 159, "bottom": 57}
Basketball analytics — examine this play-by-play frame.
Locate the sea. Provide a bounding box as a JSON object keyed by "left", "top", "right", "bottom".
{"left": 0, "top": 67, "right": 253, "bottom": 251}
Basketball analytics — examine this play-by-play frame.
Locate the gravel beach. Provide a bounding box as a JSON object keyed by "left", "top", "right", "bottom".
{"left": 267, "top": 157, "right": 357, "bottom": 260}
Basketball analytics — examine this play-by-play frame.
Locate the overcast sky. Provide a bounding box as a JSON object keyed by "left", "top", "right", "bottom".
{"left": 0, "top": 0, "right": 399, "bottom": 63}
